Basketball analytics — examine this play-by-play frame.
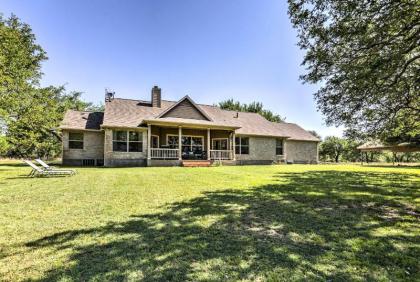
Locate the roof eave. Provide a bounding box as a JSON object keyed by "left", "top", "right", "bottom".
{"left": 59, "top": 126, "right": 103, "bottom": 132}
{"left": 100, "top": 124, "right": 147, "bottom": 130}
{"left": 287, "top": 138, "right": 321, "bottom": 142}
{"left": 235, "top": 133, "right": 290, "bottom": 138}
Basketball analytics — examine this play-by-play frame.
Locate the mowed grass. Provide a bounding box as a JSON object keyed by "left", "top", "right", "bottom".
{"left": 0, "top": 160, "right": 419, "bottom": 281}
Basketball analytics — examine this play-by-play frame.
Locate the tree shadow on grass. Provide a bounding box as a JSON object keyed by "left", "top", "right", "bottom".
{"left": 361, "top": 164, "right": 420, "bottom": 170}
{"left": 25, "top": 171, "right": 420, "bottom": 281}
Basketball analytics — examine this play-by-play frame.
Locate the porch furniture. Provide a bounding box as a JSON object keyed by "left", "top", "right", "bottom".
{"left": 24, "top": 160, "right": 76, "bottom": 177}
{"left": 35, "top": 159, "right": 76, "bottom": 174}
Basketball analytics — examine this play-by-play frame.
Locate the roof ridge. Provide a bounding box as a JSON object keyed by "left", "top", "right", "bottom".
{"left": 114, "top": 98, "right": 266, "bottom": 116}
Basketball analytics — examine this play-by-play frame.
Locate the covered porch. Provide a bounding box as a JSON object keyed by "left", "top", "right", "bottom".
{"left": 146, "top": 123, "right": 237, "bottom": 163}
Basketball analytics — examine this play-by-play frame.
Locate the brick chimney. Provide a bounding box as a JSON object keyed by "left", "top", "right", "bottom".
{"left": 151, "top": 86, "right": 161, "bottom": 108}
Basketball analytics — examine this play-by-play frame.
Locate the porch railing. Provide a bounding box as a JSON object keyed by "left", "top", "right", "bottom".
{"left": 210, "top": 150, "right": 232, "bottom": 160}
{"left": 151, "top": 148, "right": 179, "bottom": 159}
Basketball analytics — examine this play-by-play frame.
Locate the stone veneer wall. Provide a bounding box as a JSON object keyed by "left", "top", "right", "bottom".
{"left": 235, "top": 136, "right": 284, "bottom": 165}
{"left": 284, "top": 140, "right": 318, "bottom": 164}
{"left": 104, "top": 128, "right": 148, "bottom": 167}
{"left": 62, "top": 130, "right": 104, "bottom": 166}
{"left": 62, "top": 129, "right": 318, "bottom": 167}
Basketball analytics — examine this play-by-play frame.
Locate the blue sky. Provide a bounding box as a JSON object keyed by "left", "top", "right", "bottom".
{"left": 1, "top": 0, "right": 343, "bottom": 137}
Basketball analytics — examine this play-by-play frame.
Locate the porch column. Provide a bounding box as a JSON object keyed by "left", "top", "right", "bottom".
{"left": 178, "top": 126, "right": 182, "bottom": 161}
{"left": 147, "top": 124, "right": 151, "bottom": 165}
{"left": 232, "top": 131, "right": 236, "bottom": 160}
{"left": 207, "top": 128, "right": 211, "bottom": 160}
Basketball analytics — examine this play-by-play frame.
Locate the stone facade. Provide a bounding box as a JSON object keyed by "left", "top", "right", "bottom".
{"left": 236, "top": 136, "right": 285, "bottom": 165}
{"left": 284, "top": 140, "right": 318, "bottom": 164}
{"left": 62, "top": 128, "right": 318, "bottom": 167}
{"left": 62, "top": 130, "right": 104, "bottom": 166}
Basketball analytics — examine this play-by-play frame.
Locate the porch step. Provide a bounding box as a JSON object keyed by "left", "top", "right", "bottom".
{"left": 182, "top": 160, "right": 212, "bottom": 167}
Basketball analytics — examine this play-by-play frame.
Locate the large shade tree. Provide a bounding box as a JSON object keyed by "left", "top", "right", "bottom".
{"left": 288, "top": 0, "right": 420, "bottom": 142}
{"left": 0, "top": 14, "right": 95, "bottom": 157}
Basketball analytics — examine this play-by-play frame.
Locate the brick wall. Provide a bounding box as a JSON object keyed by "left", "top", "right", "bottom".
{"left": 284, "top": 140, "right": 318, "bottom": 163}
{"left": 236, "top": 136, "right": 284, "bottom": 164}
{"left": 62, "top": 130, "right": 104, "bottom": 165}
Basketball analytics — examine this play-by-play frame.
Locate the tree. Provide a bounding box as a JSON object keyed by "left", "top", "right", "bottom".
{"left": 319, "top": 136, "right": 347, "bottom": 162}
{"left": 217, "top": 99, "right": 285, "bottom": 122}
{"left": 0, "top": 14, "right": 95, "bottom": 158}
{"left": 5, "top": 86, "right": 91, "bottom": 158}
{"left": 288, "top": 0, "right": 420, "bottom": 141}
{"left": 0, "top": 14, "right": 47, "bottom": 115}
{"left": 86, "top": 102, "right": 105, "bottom": 112}
{"left": 341, "top": 139, "right": 362, "bottom": 162}
{"left": 0, "top": 135, "right": 9, "bottom": 156}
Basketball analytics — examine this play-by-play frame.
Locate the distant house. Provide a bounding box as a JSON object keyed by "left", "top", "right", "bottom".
{"left": 60, "top": 86, "right": 320, "bottom": 167}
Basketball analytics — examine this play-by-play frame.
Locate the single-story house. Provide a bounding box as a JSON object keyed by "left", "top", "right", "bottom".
{"left": 60, "top": 86, "right": 320, "bottom": 167}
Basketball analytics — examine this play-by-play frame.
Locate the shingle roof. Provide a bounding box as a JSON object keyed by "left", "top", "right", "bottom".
{"left": 270, "top": 122, "right": 320, "bottom": 142}
{"left": 61, "top": 96, "right": 319, "bottom": 141}
{"left": 357, "top": 141, "right": 420, "bottom": 152}
{"left": 60, "top": 110, "right": 103, "bottom": 130}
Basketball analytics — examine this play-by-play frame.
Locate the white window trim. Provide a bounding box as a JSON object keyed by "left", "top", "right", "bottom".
{"left": 276, "top": 138, "right": 284, "bottom": 156}
{"left": 68, "top": 132, "right": 84, "bottom": 150}
{"left": 112, "top": 130, "right": 143, "bottom": 153}
{"left": 166, "top": 134, "right": 204, "bottom": 150}
{"left": 211, "top": 138, "right": 229, "bottom": 150}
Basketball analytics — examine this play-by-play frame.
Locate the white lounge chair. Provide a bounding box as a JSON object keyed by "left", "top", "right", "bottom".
{"left": 35, "top": 159, "right": 76, "bottom": 174}
{"left": 24, "top": 160, "right": 75, "bottom": 177}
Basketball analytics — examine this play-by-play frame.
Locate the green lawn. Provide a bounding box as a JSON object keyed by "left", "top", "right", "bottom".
{"left": 0, "top": 161, "right": 419, "bottom": 281}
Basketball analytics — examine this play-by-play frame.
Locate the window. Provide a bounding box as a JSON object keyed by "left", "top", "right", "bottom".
{"left": 113, "top": 131, "right": 127, "bottom": 152}
{"left": 212, "top": 138, "right": 228, "bottom": 150}
{"left": 113, "top": 131, "right": 143, "bottom": 152}
{"left": 167, "top": 135, "right": 179, "bottom": 149}
{"left": 276, "top": 139, "right": 283, "bottom": 155}
{"left": 129, "top": 131, "right": 142, "bottom": 152}
{"left": 235, "top": 137, "right": 249, "bottom": 155}
{"left": 151, "top": 135, "right": 159, "bottom": 148}
{"left": 167, "top": 135, "right": 204, "bottom": 154}
{"left": 69, "top": 132, "right": 83, "bottom": 149}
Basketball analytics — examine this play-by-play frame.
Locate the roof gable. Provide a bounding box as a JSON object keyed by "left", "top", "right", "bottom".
{"left": 157, "top": 96, "right": 212, "bottom": 121}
